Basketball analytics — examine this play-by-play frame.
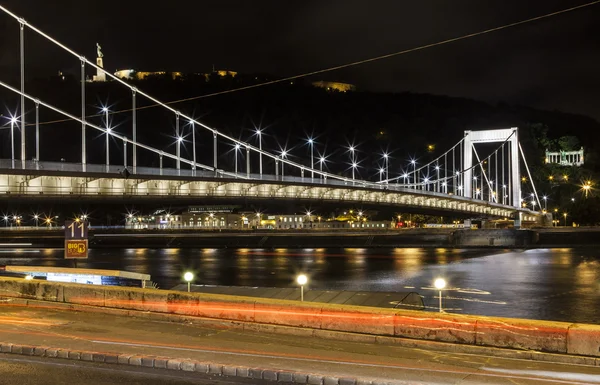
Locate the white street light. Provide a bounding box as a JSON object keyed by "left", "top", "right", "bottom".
{"left": 102, "top": 107, "right": 110, "bottom": 168}
{"left": 410, "top": 159, "right": 416, "bottom": 189}
{"left": 256, "top": 129, "right": 263, "bottom": 177}
{"left": 184, "top": 271, "right": 194, "bottom": 292}
{"left": 234, "top": 144, "right": 241, "bottom": 176}
{"left": 10, "top": 116, "right": 17, "bottom": 168}
{"left": 434, "top": 278, "right": 446, "bottom": 313}
{"left": 308, "top": 138, "right": 314, "bottom": 180}
{"left": 297, "top": 274, "right": 308, "bottom": 301}
{"left": 542, "top": 195, "right": 547, "bottom": 211}
{"left": 383, "top": 153, "right": 389, "bottom": 183}
{"left": 281, "top": 150, "right": 288, "bottom": 178}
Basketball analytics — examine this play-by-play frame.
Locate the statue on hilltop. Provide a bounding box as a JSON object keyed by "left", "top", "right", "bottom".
{"left": 96, "top": 43, "right": 103, "bottom": 58}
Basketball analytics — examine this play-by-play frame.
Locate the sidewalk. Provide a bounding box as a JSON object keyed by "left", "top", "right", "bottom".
{"left": 0, "top": 300, "right": 599, "bottom": 384}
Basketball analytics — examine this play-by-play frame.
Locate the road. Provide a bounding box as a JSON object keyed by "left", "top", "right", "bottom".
{"left": 0, "top": 303, "right": 599, "bottom": 384}
{"left": 0, "top": 354, "right": 273, "bottom": 385}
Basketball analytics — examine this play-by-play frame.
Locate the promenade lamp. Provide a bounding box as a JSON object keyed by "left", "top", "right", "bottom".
{"left": 2, "top": 216, "right": 8, "bottom": 227}
{"left": 379, "top": 167, "right": 384, "bottom": 182}
{"left": 563, "top": 212, "right": 567, "bottom": 227}
{"left": 10, "top": 117, "right": 17, "bottom": 167}
{"left": 296, "top": 274, "right": 308, "bottom": 302}
{"left": 256, "top": 129, "right": 263, "bottom": 177}
{"left": 45, "top": 217, "right": 52, "bottom": 228}
{"left": 410, "top": 160, "right": 417, "bottom": 188}
{"left": 351, "top": 162, "right": 358, "bottom": 181}
{"left": 183, "top": 271, "right": 194, "bottom": 292}
{"left": 234, "top": 144, "right": 241, "bottom": 176}
{"left": 424, "top": 177, "right": 430, "bottom": 191}
{"left": 102, "top": 107, "right": 110, "bottom": 167}
{"left": 33, "top": 214, "right": 39, "bottom": 228}
{"left": 434, "top": 278, "right": 446, "bottom": 313}
{"left": 307, "top": 138, "right": 314, "bottom": 180}
{"left": 383, "top": 153, "right": 389, "bottom": 183}
{"left": 435, "top": 165, "right": 440, "bottom": 192}
{"left": 402, "top": 173, "right": 408, "bottom": 188}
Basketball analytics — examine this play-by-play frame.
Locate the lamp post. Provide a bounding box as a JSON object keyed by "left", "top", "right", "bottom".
{"left": 319, "top": 156, "right": 325, "bottom": 179}
{"left": 563, "top": 213, "right": 567, "bottom": 227}
{"left": 434, "top": 278, "right": 446, "bottom": 313}
{"left": 297, "top": 274, "right": 308, "bottom": 301}
{"left": 383, "top": 153, "right": 389, "bottom": 183}
{"left": 349, "top": 146, "right": 355, "bottom": 180}
{"left": 102, "top": 107, "right": 110, "bottom": 168}
{"left": 410, "top": 160, "right": 416, "bottom": 189}
{"left": 308, "top": 138, "right": 314, "bottom": 180}
{"left": 234, "top": 144, "right": 240, "bottom": 176}
{"left": 33, "top": 214, "right": 39, "bottom": 228}
{"left": 184, "top": 271, "right": 194, "bottom": 292}
{"left": 435, "top": 165, "right": 440, "bottom": 192}
{"left": 351, "top": 162, "right": 357, "bottom": 181}
{"left": 379, "top": 167, "right": 384, "bottom": 182}
{"left": 281, "top": 150, "right": 287, "bottom": 178}
{"left": 256, "top": 129, "right": 262, "bottom": 178}
{"left": 10, "top": 117, "right": 17, "bottom": 168}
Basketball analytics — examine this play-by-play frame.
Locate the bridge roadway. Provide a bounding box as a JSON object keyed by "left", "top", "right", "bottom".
{"left": 0, "top": 159, "right": 533, "bottom": 219}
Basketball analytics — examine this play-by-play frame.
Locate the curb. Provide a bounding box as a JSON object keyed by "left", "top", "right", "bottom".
{"left": 0, "top": 342, "right": 403, "bottom": 385}
{"left": 4, "top": 297, "right": 600, "bottom": 368}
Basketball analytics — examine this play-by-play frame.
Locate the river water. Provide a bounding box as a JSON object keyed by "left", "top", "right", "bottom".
{"left": 1, "top": 247, "right": 599, "bottom": 324}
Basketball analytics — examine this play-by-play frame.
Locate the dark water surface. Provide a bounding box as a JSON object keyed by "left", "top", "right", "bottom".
{"left": 1, "top": 247, "right": 599, "bottom": 323}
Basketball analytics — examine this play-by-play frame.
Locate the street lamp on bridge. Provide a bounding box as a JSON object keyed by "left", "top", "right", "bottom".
{"left": 307, "top": 137, "right": 314, "bottom": 180}
{"left": 102, "top": 107, "right": 110, "bottom": 168}
{"left": 382, "top": 153, "right": 389, "bottom": 183}
{"left": 410, "top": 159, "right": 416, "bottom": 189}
{"left": 280, "top": 149, "right": 288, "bottom": 178}
{"left": 256, "top": 129, "right": 263, "bottom": 177}
{"left": 234, "top": 144, "right": 241, "bottom": 176}
{"left": 10, "top": 116, "right": 17, "bottom": 168}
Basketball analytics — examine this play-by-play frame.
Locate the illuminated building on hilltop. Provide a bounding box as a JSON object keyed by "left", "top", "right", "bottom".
{"left": 114, "top": 69, "right": 183, "bottom": 80}
{"left": 545, "top": 147, "right": 584, "bottom": 166}
{"left": 312, "top": 81, "right": 356, "bottom": 92}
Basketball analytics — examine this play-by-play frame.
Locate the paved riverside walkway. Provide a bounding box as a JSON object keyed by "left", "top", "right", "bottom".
{"left": 171, "top": 285, "right": 425, "bottom": 311}
{"left": 0, "top": 301, "right": 599, "bottom": 384}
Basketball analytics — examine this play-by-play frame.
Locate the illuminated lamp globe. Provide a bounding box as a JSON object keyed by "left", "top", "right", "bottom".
{"left": 434, "top": 278, "right": 446, "bottom": 290}
{"left": 296, "top": 274, "right": 308, "bottom": 285}
{"left": 183, "top": 272, "right": 194, "bottom": 282}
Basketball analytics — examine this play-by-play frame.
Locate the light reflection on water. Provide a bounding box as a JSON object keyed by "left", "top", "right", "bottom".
{"left": 0, "top": 247, "right": 598, "bottom": 324}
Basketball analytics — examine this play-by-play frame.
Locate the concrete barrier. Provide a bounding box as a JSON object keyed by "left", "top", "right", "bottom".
{"left": 475, "top": 317, "right": 569, "bottom": 353}
{"left": 254, "top": 301, "right": 323, "bottom": 328}
{"left": 394, "top": 312, "right": 477, "bottom": 344}
{"left": 567, "top": 323, "right": 600, "bottom": 356}
{"left": 320, "top": 306, "right": 395, "bottom": 336}
{"left": 1, "top": 277, "right": 598, "bottom": 358}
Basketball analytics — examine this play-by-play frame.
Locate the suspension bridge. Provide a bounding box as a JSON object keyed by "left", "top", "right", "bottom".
{"left": 0, "top": 5, "right": 543, "bottom": 224}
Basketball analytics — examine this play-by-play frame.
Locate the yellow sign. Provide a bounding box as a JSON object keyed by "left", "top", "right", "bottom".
{"left": 64, "top": 239, "right": 88, "bottom": 259}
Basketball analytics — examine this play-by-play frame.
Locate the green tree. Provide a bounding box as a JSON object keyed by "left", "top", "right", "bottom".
{"left": 558, "top": 136, "right": 581, "bottom": 151}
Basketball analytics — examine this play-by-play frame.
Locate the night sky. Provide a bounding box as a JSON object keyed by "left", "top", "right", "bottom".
{"left": 0, "top": 1, "right": 599, "bottom": 120}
